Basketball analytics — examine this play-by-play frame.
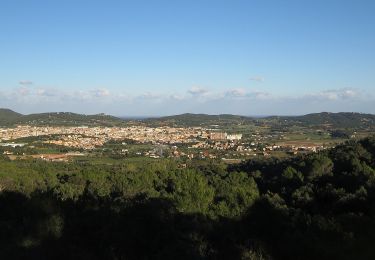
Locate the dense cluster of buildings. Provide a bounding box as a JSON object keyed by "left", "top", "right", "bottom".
{"left": 0, "top": 125, "right": 324, "bottom": 160}
{"left": 209, "top": 132, "right": 242, "bottom": 141}
{"left": 0, "top": 125, "right": 243, "bottom": 150}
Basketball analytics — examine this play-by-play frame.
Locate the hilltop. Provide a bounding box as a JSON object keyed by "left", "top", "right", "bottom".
{"left": 145, "top": 113, "right": 249, "bottom": 127}
{"left": 281, "top": 112, "right": 375, "bottom": 128}
{"left": 0, "top": 108, "right": 23, "bottom": 125}
{"left": 0, "top": 108, "right": 126, "bottom": 127}
{"left": 1, "top": 109, "right": 375, "bottom": 129}
{"left": 145, "top": 112, "right": 375, "bottom": 129}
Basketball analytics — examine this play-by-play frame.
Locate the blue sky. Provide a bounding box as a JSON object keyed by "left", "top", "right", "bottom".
{"left": 0, "top": 0, "right": 374, "bottom": 116}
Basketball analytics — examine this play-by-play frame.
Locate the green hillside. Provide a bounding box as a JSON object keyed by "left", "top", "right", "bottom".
{"left": 0, "top": 108, "right": 23, "bottom": 125}
{"left": 145, "top": 113, "right": 251, "bottom": 127}
{"left": 278, "top": 112, "right": 375, "bottom": 128}
{"left": 21, "top": 112, "right": 126, "bottom": 126}
{"left": 1, "top": 109, "right": 375, "bottom": 129}
{"left": 147, "top": 112, "right": 375, "bottom": 129}
{"left": 0, "top": 109, "right": 126, "bottom": 127}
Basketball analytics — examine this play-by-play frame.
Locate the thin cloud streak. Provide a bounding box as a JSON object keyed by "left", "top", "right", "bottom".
{"left": 1, "top": 86, "right": 373, "bottom": 115}
{"left": 19, "top": 80, "right": 33, "bottom": 85}
{"left": 249, "top": 76, "right": 264, "bottom": 82}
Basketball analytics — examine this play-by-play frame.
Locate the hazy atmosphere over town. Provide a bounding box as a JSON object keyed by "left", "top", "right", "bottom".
{"left": 1, "top": 0, "right": 374, "bottom": 115}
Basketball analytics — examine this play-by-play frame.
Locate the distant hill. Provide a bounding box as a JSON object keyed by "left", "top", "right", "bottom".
{"left": 0, "top": 108, "right": 23, "bottom": 125}
{"left": 145, "top": 112, "right": 375, "bottom": 129}
{"left": 1, "top": 109, "right": 374, "bottom": 129}
{"left": 145, "top": 113, "right": 250, "bottom": 127}
{"left": 0, "top": 109, "right": 126, "bottom": 127}
{"left": 275, "top": 112, "right": 375, "bottom": 128}
{"left": 21, "top": 112, "right": 126, "bottom": 126}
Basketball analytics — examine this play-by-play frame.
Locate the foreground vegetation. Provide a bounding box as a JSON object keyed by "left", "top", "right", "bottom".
{"left": 0, "top": 136, "right": 374, "bottom": 259}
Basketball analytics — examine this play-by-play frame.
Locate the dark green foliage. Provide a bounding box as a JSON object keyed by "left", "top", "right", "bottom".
{"left": 0, "top": 136, "right": 375, "bottom": 259}
{"left": 0, "top": 108, "right": 23, "bottom": 125}
{"left": 330, "top": 129, "right": 351, "bottom": 139}
{"left": 231, "top": 136, "right": 375, "bottom": 259}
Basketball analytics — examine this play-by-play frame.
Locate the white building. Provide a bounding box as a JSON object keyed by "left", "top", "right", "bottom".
{"left": 226, "top": 134, "right": 242, "bottom": 141}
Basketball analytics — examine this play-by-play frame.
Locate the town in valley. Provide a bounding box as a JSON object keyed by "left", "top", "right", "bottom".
{"left": 1, "top": 110, "right": 373, "bottom": 163}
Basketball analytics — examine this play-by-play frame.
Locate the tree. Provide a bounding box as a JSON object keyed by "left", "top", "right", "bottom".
{"left": 170, "top": 170, "right": 214, "bottom": 214}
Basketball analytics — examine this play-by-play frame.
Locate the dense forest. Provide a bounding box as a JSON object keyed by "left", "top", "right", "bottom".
{"left": 0, "top": 136, "right": 375, "bottom": 259}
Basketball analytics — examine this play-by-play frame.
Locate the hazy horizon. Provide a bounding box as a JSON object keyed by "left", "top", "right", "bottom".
{"left": 2, "top": 107, "right": 374, "bottom": 119}
{"left": 1, "top": 1, "right": 374, "bottom": 115}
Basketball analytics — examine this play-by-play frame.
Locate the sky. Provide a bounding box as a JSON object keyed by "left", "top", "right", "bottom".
{"left": 0, "top": 0, "right": 374, "bottom": 116}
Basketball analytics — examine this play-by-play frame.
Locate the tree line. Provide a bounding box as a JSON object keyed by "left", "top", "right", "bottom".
{"left": 0, "top": 136, "right": 374, "bottom": 259}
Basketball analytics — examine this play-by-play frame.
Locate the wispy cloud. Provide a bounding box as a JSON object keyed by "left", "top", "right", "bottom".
{"left": 19, "top": 80, "right": 33, "bottom": 85}
{"left": 36, "top": 88, "right": 59, "bottom": 97}
{"left": 1, "top": 85, "right": 373, "bottom": 115}
{"left": 91, "top": 88, "right": 110, "bottom": 97}
{"left": 225, "top": 88, "right": 272, "bottom": 100}
{"left": 17, "top": 87, "right": 30, "bottom": 96}
{"left": 4, "top": 86, "right": 366, "bottom": 104}
{"left": 187, "top": 86, "right": 209, "bottom": 96}
{"left": 305, "top": 88, "right": 361, "bottom": 101}
{"left": 225, "top": 88, "right": 247, "bottom": 98}
{"left": 137, "top": 92, "right": 161, "bottom": 100}
{"left": 249, "top": 90, "right": 271, "bottom": 99}
{"left": 169, "top": 94, "right": 185, "bottom": 100}
{"left": 249, "top": 76, "right": 264, "bottom": 82}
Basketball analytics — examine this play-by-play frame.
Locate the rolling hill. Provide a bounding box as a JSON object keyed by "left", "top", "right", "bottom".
{"left": 1, "top": 109, "right": 375, "bottom": 129}
{"left": 275, "top": 112, "right": 375, "bottom": 128}
{"left": 0, "top": 108, "right": 23, "bottom": 125}
{"left": 145, "top": 112, "right": 375, "bottom": 129}
{"left": 145, "top": 113, "right": 250, "bottom": 126}
{"left": 0, "top": 109, "right": 127, "bottom": 126}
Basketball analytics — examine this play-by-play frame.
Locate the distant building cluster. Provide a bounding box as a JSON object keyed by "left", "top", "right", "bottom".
{"left": 0, "top": 125, "right": 325, "bottom": 161}
{"left": 0, "top": 125, "right": 244, "bottom": 150}
{"left": 209, "top": 132, "right": 242, "bottom": 141}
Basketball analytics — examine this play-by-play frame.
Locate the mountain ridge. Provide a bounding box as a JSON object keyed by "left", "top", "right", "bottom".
{"left": 0, "top": 108, "right": 126, "bottom": 126}
{"left": 1, "top": 108, "right": 375, "bottom": 128}
{"left": 146, "top": 111, "right": 375, "bottom": 128}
